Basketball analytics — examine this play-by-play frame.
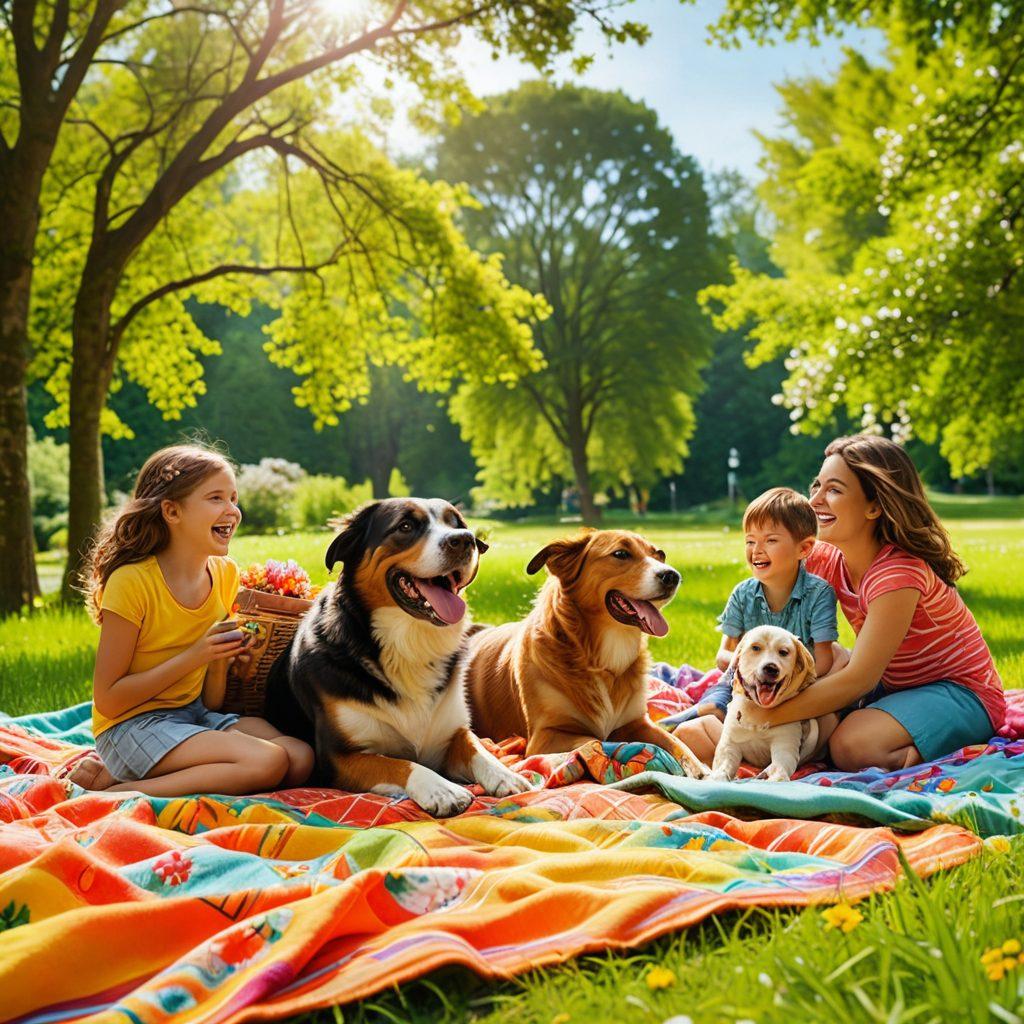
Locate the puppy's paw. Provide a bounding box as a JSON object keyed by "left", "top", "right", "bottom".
{"left": 764, "top": 765, "right": 792, "bottom": 783}
{"left": 405, "top": 765, "right": 473, "bottom": 817}
{"left": 681, "top": 757, "right": 708, "bottom": 780}
{"left": 472, "top": 754, "right": 533, "bottom": 797}
{"left": 707, "top": 768, "right": 733, "bottom": 782}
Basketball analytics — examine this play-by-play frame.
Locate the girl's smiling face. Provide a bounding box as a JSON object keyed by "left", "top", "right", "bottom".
{"left": 809, "top": 454, "right": 880, "bottom": 545}
{"left": 162, "top": 466, "right": 241, "bottom": 554}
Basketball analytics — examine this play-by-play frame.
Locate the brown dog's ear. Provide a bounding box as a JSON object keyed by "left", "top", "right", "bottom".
{"left": 475, "top": 536, "right": 489, "bottom": 555}
{"left": 526, "top": 534, "right": 591, "bottom": 583}
{"left": 325, "top": 502, "right": 378, "bottom": 572}
{"left": 791, "top": 634, "right": 816, "bottom": 690}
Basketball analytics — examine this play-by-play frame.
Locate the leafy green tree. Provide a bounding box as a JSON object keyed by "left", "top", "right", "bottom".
{"left": 2, "top": 1, "right": 648, "bottom": 610}
{"left": 436, "top": 82, "right": 715, "bottom": 522}
{"left": 701, "top": 21, "right": 1024, "bottom": 478}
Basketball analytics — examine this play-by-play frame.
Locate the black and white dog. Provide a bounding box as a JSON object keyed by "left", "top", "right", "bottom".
{"left": 264, "top": 498, "right": 531, "bottom": 815}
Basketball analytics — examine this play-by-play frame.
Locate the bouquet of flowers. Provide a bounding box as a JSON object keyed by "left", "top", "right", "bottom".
{"left": 239, "top": 559, "right": 320, "bottom": 600}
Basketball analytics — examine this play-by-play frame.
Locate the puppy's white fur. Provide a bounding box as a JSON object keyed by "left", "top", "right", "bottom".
{"left": 709, "top": 625, "right": 820, "bottom": 783}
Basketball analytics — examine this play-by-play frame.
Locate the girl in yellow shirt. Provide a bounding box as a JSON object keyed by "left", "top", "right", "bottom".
{"left": 72, "top": 444, "right": 313, "bottom": 795}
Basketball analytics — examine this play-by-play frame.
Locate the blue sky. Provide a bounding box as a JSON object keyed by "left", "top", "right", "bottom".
{"left": 446, "top": 0, "right": 884, "bottom": 181}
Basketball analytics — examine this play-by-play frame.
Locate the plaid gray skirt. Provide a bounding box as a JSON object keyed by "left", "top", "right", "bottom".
{"left": 94, "top": 698, "right": 238, "bottom": 782}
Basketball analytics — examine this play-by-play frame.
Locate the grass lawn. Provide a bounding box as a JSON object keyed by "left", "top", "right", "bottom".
{"left": 2, "top": 495, "right": 1023, "bottom": 1023}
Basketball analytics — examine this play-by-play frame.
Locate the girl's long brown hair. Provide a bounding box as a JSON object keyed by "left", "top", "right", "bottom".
{"left": 81, "top": 444, "right": 234, "bottom": 621}
{"left": 825, "top": 435, "right": 966, "bottom": 586}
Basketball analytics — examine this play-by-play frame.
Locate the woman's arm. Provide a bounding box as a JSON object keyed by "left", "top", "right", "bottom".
{"left": 716, "top": 634, "right": 739, "bottom": 671}
{"left": 745, "top": 588, "right": 921, "bottom": 727}
{"left": 93, "top": 613, "right": 246, "bottom": 720}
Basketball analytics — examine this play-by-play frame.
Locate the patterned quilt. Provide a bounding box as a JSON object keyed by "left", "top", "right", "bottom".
{"left": 0, "top": 686, "right": 1019, "bottom": 1024}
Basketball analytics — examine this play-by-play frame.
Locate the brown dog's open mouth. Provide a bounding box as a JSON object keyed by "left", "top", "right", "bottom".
{"left": 605, "top": 590, "right": 669, "bottom": 637}
{"left": 387, "top": 567, "right": 466, "bottom": 626}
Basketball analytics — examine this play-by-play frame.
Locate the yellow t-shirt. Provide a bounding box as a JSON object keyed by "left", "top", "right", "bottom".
{"left": 93, "top": 555, "right": 240, "bottom": 736}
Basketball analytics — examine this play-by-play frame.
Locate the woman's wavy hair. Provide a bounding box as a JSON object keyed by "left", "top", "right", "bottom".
{"left": 825, "top": 434, "right": 966, "bottom": 586}
{"left": 81, "top": 443, "right": 234, "bottom": 621}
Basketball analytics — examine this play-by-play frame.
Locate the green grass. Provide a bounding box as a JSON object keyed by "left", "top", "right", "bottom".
{"left": 2, "top": 498, "right": 1024, "bottom": 1023}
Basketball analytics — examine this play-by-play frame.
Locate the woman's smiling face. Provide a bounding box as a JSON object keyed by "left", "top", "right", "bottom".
{"left": 808, "top": 453, "right": 880, "bottom": 545}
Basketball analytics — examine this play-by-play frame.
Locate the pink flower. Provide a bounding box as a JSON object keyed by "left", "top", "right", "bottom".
{"left": 153, "top": 850, "right": 192, "bottom": 886}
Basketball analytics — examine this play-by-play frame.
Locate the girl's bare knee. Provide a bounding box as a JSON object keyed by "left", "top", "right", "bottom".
{"left": 250, "top": 743, "right": 289, "bottom": 790}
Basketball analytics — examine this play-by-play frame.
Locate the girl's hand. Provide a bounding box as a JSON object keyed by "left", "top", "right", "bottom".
{"left": 189, "top": 623, "right": 247, "bottom": 666}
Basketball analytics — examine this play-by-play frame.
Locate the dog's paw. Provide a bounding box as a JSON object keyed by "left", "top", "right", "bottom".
{"left": 473, "top": 754, "right": 533, "bottom": 797}
{"left": 763, "top": 765, "right": 792, "bottom": 783}
{"left": 706, "top": 768, "right": 733, "bottom": 782}
{"left": 405, "top": 765, "right": 474, "bottom": 817}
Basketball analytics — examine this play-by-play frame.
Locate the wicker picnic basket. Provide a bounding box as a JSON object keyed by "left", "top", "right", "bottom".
{"left": 222, "top": 587, "right": 314, "bottom": 715}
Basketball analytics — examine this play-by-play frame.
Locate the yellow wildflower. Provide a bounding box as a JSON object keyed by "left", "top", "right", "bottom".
{"left": 985, "top": 836, "right": 1011, "bottom": 854}
{"left": 821, "top": 902, "right": 864, "bottom": 933}
{"left": 1001, "top": 939, "right": 1021, "bottom": 955}
{"left": 646, "top": 966, "right": 677, "bottom": 990}
{"left": 981, "top": 947, "right": 1005, "bottom": 965}
{"left": 987, "top": 962, "right": 1007, "bottom": 982}
{"left": 551, "top": 1014, "right": 571, "bottom": 1024}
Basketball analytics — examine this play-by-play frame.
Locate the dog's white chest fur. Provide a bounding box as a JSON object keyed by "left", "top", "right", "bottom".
{"left": 711, "top": 696, "right": 819, "bottom": 782}
{"left": 329, "top": 609, "right": 470, "bottom": 771}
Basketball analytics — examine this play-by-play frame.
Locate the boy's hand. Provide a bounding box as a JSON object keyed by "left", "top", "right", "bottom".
{"left": 695, "top": 702, "right": 726, "bottom": 722}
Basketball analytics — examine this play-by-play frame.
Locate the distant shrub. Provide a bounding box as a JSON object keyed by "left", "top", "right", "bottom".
{"left": 293, "top": 476, "right": 371, "bottom": 529}
{"left": 237, "top": 458, "right": 306, "bottom": 532}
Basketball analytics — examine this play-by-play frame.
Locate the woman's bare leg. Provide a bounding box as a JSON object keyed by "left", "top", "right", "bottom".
{"left": 828, "top": 709, "right": 921, "bottom": 772}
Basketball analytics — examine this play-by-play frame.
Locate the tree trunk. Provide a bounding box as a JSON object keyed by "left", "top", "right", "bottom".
{"left": 566, "top": 416, "right": 600, "bottom": 525}
{"left": 370, "top": 458, "right": 393, "bottom": 500}
{"left": 0, "top": 165, "right": 43, "bottom": 613}
{"left": 61, "top": 277, "right": 116, "bottom": 602}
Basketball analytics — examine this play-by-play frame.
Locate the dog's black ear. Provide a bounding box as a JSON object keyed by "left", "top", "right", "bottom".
{"left": 526, "top": 532, "right": 591, "bottom": 582}
{"left": 325, "top": 502, "right": 378, "bottom": 572}
{"left": 475, "top": 536, "right": 489, "bottom": 555}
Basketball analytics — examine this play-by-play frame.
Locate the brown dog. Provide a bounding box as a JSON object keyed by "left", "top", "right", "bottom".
{"left": 467, "top": 529, "right": 707, "bottom": 778}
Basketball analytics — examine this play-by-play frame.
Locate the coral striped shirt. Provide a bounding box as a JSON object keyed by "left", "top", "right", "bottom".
{"left": 806, "top": 542, "right": 1005, "bottom": 729}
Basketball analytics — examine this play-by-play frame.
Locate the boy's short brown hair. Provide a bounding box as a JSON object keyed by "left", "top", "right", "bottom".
{"left": 742, "top": 487, "right": 817, "bottom": 541}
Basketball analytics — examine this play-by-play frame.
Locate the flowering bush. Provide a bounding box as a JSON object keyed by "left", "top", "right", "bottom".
{"left": 240, "top": 559, "right": 318, "bottom": 600}
{"left": 236, "top": 458, "right": 306, "bottom": 532}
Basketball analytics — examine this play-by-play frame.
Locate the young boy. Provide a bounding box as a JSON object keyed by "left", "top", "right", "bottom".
{"left": 671, "top": 487, "right": 839, "bottom": 725}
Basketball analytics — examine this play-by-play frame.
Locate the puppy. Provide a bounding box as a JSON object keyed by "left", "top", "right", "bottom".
{"left": 467, "top": 530, "right": 707, "bottom": 778}
{"left": 707, "top": 625, "right": 821, "bottom": 782}
{"left": 263, "top": 498, "right": 531, "bottom": 816}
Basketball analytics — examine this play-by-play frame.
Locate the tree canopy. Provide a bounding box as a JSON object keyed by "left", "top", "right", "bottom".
{"left": 436, "top": 81, "right": 715, "bottom": 520}
{"left": 701, "top": 22, "right": 1024, "bottom": 476}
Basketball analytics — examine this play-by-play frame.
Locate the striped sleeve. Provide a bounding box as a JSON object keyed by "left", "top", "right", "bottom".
{"left": 861, "top": 557, "right": 931, "bottom": 605}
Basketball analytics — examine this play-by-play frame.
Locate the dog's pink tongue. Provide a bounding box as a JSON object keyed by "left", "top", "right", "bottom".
{"left": 756, "top": 683, "right": 776, "bottom": 706}
{"left": 416, "top": 578, "right": 466, "bottom": 624}
{"left": 633, "top": 599, "right": 669, "bottom": 637}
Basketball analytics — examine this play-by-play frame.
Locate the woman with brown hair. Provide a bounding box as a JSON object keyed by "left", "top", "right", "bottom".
{"left": 677, "top": 434, "right": 1004, "bottom": 772}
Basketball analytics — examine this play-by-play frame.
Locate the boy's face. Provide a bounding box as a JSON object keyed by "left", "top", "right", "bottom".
{"left": 744, "top": 520, "right": 814, "bottom": 587}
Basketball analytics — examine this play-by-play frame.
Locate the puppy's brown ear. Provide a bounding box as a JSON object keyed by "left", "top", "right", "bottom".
{"left": 325, "top": 502, "right": 378, "bottom": 571}
{"left": 791, "top": 635, "right": 816, "bottom": 690}
{"left": 526, "top": 534, "right": 591, "bottom": 583}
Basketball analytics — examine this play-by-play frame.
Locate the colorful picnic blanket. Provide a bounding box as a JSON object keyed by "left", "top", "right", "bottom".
{"left": 0, "top": 692, "right": 1020, "bottom": 1024}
